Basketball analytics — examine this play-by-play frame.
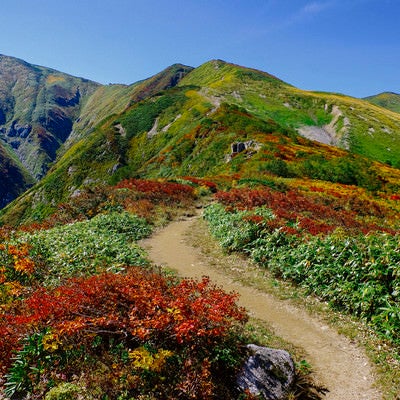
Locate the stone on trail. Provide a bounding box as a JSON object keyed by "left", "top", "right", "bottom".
{"left": 237, "top": 344, "right": 296, "bottom": 400}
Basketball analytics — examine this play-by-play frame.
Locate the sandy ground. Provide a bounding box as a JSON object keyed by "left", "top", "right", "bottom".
{"left": 140, "top": 215, "right": 382, "bottom": 400}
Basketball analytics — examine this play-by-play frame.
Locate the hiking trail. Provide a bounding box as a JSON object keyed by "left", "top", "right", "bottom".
{"left": 140, "top": 215, "right": 382, "bottom": 400}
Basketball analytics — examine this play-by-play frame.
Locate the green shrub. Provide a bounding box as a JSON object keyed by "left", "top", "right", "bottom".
{"left": 23, "top": 212, "right": 151, "bottom": 286}
{"left": 204, "top": 203, "right": 400, "bottom": 345}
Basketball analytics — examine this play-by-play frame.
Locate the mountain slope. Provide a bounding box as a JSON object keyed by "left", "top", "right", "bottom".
{"left": 3, "top": 59, "right": 400, "bottom": 225}
{"left": 0, "top": 54, "right": 100, "bottom": 180}
{"left": 65, "top": 63, "right": 193, "bottom": 148}
{"left": 364, "top": 92, "right": 400, "bottom": 114}
{"left": 0, "top": 55, "right": 192, "bottom": 209}
{"left": 179, "top": 60, "right": 400, "bottom": 166}
{"left": 0, "top": 140, "right": 34, "bottom": 208}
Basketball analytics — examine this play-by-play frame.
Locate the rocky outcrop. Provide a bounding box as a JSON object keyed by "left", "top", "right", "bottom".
{"left": 0, "top": 121, "right": 32, "bottom": 150}
{"left": 0, "top": 145, "right": 34, "bottom": 208}
{"left": 237, "top": 344, "right": 295, "bottom": 400}
{"left": 54, "top": 87, "right": 81, "bottom": 107}
{"left": 3, "top": 120, "right": 32, "bottom": 139}
{"left": 227, "top": 140, "right": 261, "bottom": 161}
{"left": 41, "top": 108, "right": 73, "bottom": 142}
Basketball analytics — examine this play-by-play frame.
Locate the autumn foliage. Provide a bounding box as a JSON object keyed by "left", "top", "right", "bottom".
{"left": 0, "top": 242, "right": 37, "bottom": 303}
{"left": 215, "top": 186, "right": 398, "bottom": 236}
{"left": 205, "top": 182, "right": 400, "bottom": 346}
{"left": 0, "top": 268, "right": 247, "bottom": 398}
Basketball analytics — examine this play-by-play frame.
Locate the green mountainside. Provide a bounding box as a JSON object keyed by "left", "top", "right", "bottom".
{"left": 66, "top": 63, "right": 193, "bottom": 148}
{"left": 2, "top": 58, "right": 400, "bottom": 224}
{"left": 364, "top": 92, "right": 400, "bottom": 114}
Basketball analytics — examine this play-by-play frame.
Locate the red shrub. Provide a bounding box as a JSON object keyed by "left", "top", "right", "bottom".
{"left": 115, "top": 179, "right": 194, "bottom": 203}
{"left": 0, "top": 269, "right": 247, "bottom": 374}
{"left": 215, "top": 187, "right": 398, "bottom": 236}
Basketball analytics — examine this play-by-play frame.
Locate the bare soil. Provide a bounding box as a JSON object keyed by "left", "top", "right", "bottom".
{"left": 140, "top": 215, "right": 382, "bottom": 400}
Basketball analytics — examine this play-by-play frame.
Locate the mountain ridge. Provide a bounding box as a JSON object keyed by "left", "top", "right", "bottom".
{"left": 0, "top": 55, "right": 193, "bottom": 209}
{"left": 2, "top": 55, "right": 400, "bottom": 224}
{"left": 0, "top": 54, "right": 100, "bottom": 179}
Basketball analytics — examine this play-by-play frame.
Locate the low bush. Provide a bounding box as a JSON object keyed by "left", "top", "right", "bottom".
{"left": 25, "top": 212, "right": 150, "bottom": 285}
{"left": 0, "top": 212, "right": 151, "bottom": 292}
{"left": 204, "top": 202, "right": 400, "bottom": 346}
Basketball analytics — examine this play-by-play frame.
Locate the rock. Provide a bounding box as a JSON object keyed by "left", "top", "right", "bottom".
{"left": 9, "top": 140, "right": 20, "bottom": 149}
{"left": 237, "top": 344, "right": 295, "bottom": 400}
{"left": 0, "top": 108, "right": 6, "bottom": 125}
{"left": 54, "top": 87, "right": 81, "bottom": 107}
{"left": 110, "top": 163, "right": 121, "bottom": 174}
{"left": 231, "top": 141, "right": 246, "bottom": 153}
{"left": 5, "top": 120, "right": 32, "bottom": 138}
{"left": 41, "top": 108, "right": 73, "bottom": 142}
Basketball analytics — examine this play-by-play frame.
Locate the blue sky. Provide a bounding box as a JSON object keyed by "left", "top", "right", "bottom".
{"left": 0, "top": 0, "right": 399, "bottom": 98}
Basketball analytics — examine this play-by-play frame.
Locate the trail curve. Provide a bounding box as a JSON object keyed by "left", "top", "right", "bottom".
{"left": 140, "top": 215, "right": 382, "bottom": 400}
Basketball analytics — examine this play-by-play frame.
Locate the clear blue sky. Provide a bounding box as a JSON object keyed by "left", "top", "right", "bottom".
{"left": 0, "top": 0, "right": 399, "bottom": 98}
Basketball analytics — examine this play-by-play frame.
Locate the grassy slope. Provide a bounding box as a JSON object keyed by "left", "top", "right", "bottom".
{"left": 181, "top": 60, "right": 400, "bottom": 166}
{"left": 66, "top": 64, "right": 193, "bottom": 148}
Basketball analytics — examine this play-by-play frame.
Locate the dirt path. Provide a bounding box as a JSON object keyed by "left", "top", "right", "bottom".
{"left": 140, "top": 215, "right": 382, "bottom": 400}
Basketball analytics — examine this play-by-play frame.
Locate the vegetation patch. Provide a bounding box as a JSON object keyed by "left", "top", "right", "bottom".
{"left": 204, "top": 187, "right": 400, "bottom": 347}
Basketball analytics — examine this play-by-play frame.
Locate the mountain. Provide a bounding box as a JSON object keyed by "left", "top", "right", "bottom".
{"left": 0, "top": 54, "right": 100, "bottom": 179}
{"left": 0, "top": 54, "right": 192, "bottom": 209}
{"left": 364, "top": 92, "right": 400, "bottom": 114}
{"left": 2, "top": 58, "right": 400, "bottom": 225}
{"left": 65, "top": 63, "right": 193, "bottom": 148}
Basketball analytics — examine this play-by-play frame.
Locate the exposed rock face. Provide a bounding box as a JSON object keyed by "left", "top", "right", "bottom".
{"left": 0, "top": 145, "right": 34, "bottom": 208}
{"left": 227, "top": 140, "right": 261, "bottom": 162}
{"left": 54, "top": 87, "right": 81, "bottom": 107}
{"left": 237, "top": 344, "right": 295, "bottom": 400}
{"left": 4, "top": 120, "right": 32, "bottom": 139}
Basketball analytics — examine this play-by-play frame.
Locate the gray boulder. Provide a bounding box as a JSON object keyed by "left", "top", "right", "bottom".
{"left": 237, "top": 344, "right": 295, "bottom": 400}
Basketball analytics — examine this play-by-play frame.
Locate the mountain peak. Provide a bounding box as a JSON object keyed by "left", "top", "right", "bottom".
{"left": 180, "top": 59, "right": 289, "bottom": 88}
{"left": 364, "top": 92, "right": 400, "bottom": 114}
